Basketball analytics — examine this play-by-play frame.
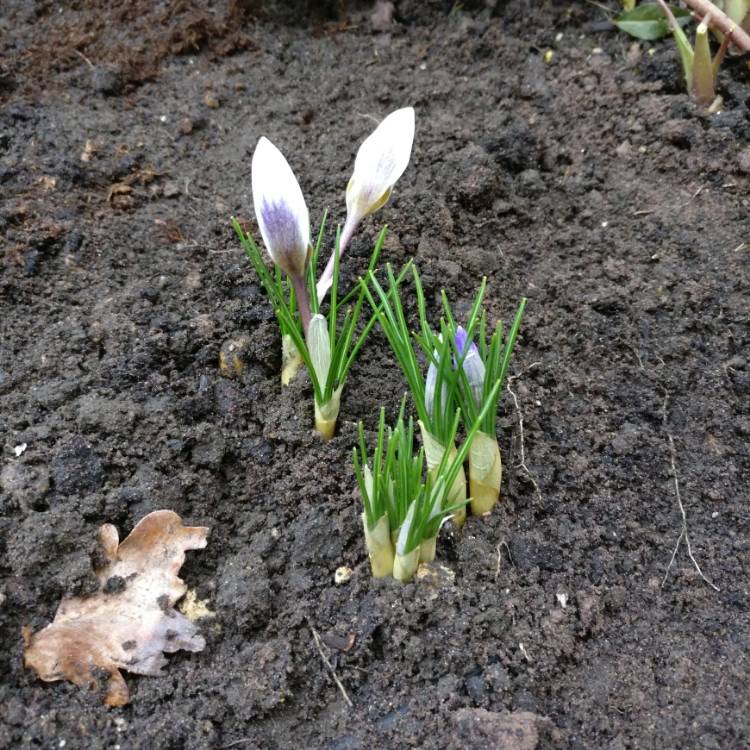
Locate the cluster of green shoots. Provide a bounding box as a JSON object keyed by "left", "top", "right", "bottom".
{"left": 235, "top": 108, "right": 527, "bottom": 584}
{"left": 355, "top": 265, "right": 525, "bottom": 581}
{"left": 615, "top": 1, "right": 750, "bottom": 108}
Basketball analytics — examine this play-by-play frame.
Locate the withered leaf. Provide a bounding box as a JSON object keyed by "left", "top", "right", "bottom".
{"left": 23, "top": 510, "right": 209, "bottom": 706}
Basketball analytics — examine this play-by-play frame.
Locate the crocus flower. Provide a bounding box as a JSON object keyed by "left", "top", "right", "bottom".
{"left": 317, "top": 107, "right": 415, "bottom": 302}
{"left": 252, "top": 137, "right": 312, "bottom": 329}
{"left": 454, "top": 326, "right": 486, "bottom": 410}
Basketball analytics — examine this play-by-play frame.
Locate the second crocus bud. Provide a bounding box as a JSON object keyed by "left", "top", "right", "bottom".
{"left": 454, "top": 326, "right": 486, "bottom": 409}
{"left": 317, "top": 107, "right": 415, "bottom": 303}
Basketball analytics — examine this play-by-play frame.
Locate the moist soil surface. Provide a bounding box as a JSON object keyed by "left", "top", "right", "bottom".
{"left": 1, "top": 1, "right": 749, "bottom": 748}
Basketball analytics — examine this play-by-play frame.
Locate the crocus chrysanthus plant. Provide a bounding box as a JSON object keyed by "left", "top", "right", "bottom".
{"left": 362, "top": 264, "right": 470, "bottom": 527}
{"left": 232, "top": 108, "right": 415, "bottom": 440}
{"left": 448, "top": 297, "right": 526, "bottom": 515}
{"left": 354, "top": 393, "right": 499, "bottom": 582}
{"left": 363, "top": 264, "right": 526, "bottom": 524}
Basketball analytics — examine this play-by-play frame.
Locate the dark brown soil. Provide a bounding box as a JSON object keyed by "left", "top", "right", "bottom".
{"left": 2, "top": 1, "right": 749, "bottom": 748}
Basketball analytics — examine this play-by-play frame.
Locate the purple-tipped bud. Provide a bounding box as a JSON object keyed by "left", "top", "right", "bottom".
{"left": 251, "top": 137, "right": 310, "bottom": 279}
{"left": 454, "top": 326, "right": 479, "bottom": 359}
{"left": 454, "top": 326, "right": 485, "bottom": 409}
{"left": 454, "top": 326, "right": 469, "bottom": 357}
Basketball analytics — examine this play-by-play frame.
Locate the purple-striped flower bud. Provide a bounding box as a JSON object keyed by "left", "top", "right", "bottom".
{"left": 454, "top": 326, "right": 485, "bottom": 409}
{"left": 251, "top": 137, "right": 311, "bottom": 278}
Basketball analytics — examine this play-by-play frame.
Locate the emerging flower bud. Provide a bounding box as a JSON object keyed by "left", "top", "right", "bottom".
{"left": 251, "top": 137, "right": 311, "bottom": 279}
{"left": 317, "top": 107, "right": 415, "bottom": 302}
{"left": 345, "top": 107, "right": 415, "bottom": 228}
{"left": 454, "top": 326, "right": 485, "bottom": 410}
{"left": 306, "top": 313, "right": 331, "bottom": 389}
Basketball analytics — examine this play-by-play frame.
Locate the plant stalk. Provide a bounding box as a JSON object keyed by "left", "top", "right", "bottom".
{"left": 683, "top": 0, "right": 750, "bottom": 50}
{"left": 362, "top": 514, "right": 394, "bottom": 577}
{"left": 393, "top": 547, "right": 420, "bottom": 582}
{"left": 419, "top": 423, "right": 467, "bottom": 528}
{"left": 419, "top": 536, "right": 437, "bottom": 563}
{"left": 314, "top": 386, "right": 343, "bottom": 440}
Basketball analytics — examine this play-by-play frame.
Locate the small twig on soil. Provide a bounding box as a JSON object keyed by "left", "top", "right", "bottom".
{"left": 495, "top": 540, "right": 514, "bottom": 580}
{"left": 660, "top": 392, "right": 720, "bottom": 592}
{"left": 310, "top": 626, "right": 353, "bottom": 708}
{"left": 72, "top": 48, "right": 95, "bottom": 70}
{"left": 506, "top": 364, "right": 542, "bottom": 504}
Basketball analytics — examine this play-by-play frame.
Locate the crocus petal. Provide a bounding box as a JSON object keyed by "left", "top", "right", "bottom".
{"left": 454, "top": 326, "right": 469, "bottom": 357}
{"left": 463, "top": 347, "right": 486, "bottom": 410}
{"left": 346, "top": 107, "right": 415, "bottom": 226}
{"left": 251, "top": 137, "right": 310, "bottom": 278}
{"left": 454, "top": 326, "right": 485, "bottom": 409}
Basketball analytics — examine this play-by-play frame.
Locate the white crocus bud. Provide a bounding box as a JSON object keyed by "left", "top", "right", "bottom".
{"left": 344, "top": 107, "right": 415, "bottom": 228}
{"left": 251, "top": 137, "right": 311, "bottom": 279}
{"left": 317, "top": 107, "right": 415, "bottom": 303}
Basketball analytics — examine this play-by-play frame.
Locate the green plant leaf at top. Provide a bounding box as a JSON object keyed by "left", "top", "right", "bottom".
{"left": 614, "top": 4, "right": 692, "bottom": 41}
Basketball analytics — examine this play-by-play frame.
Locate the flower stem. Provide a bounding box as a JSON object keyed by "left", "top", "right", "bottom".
{"left": 317, "top": 216, "right": 359, "bottom": 304}
{"left": 291, "top": 273, "right": 312, "bottom": 334}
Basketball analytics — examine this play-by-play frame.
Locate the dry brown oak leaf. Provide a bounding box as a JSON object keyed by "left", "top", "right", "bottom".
{"left": 23, "top": 510, "right": 209, "bottom": 706}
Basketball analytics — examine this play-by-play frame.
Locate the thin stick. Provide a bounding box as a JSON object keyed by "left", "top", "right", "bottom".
{"left": 682, "top": 0, "right": 750, "bottom": 52}
{"left": 72, "top": 48, "right": 95, "bottom": 70}
{"left": 494, "top": 540, "right": 514, "bottom": 580}
{"left": 506, "top": 365, "right": 542, "bottom": 503}
{"left": 660, "top": 392, "right": 720, "bottom": 592}
{"left": 310, "top": 627, "right": 354, "bottom": 708}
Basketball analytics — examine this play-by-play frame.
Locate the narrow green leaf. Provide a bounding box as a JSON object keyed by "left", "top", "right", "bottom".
{"left": 614, "top": 4, "right": 691, "bottom": 41}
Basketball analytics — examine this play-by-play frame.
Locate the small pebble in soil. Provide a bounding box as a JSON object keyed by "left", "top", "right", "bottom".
{"left": 334, "top": 566, "right": 352, "bottom": 584}
{"left": 219, "top": 336, "right": 253, "bottom": 379}
{"left": 163, "top": 181, "right": 181, "bottom": 198}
